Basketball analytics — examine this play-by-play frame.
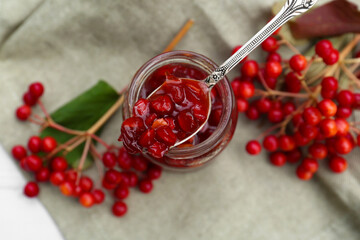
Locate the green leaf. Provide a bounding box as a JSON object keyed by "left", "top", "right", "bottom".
{"left": 41, "top": 80, "right": 119, "bottom": 168}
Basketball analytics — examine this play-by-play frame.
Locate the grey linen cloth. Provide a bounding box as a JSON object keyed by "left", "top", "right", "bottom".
{"left": 1, "top": 0, "right": 360, "bottom": 239}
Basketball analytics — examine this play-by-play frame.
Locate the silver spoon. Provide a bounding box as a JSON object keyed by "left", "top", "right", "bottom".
{"left": 148, "top": 0, "right": 318, "bottom": 148}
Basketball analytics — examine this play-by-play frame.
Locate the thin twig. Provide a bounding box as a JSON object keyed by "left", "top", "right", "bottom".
{"left": 163, "top": 19, "right": 194, "bottom": 52}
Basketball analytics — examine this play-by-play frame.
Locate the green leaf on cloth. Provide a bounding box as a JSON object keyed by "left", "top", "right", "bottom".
{"left": 290, "top": 0, "right": 360, "bottom": 39}
{"left": 40, "top": 80, "right": 119, "bottom": 168}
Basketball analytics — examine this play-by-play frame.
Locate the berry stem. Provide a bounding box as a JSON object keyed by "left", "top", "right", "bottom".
{"left": 87, "top": 94, "right": 125, "bottom": 135}
{"left": 163, "top": 19, "right": 194, "bottom": 52}
{"left": 90, "top": 143, "right": 104, "bottom": 185}
{"left": 343, "top": 58, "right": 360, "bottom": 64}
{"left": 339, "top": 63, "right": 360, "bottom": 88}
{"left": 63, "top": 136, "right": 86, "bottom": 155}
{"left": 37, "top": 99, "right": 52, "bottom": 120}
{"left": 27, "top": 117, "right": 43, "bottom": 125}
{"left": 76, "top": 136, "right": 92, "bottom": 183}
{"left": 47, "top": 119, "right": 84, "bottom": 136}
{"left": 278, "top": 33, "right": 301, "bottom": 55}
{"left": 90, "top": 133, "right": 111, "bottom": 150}
{"left": 45, "top": 135, "right": 83, "bottom": 160}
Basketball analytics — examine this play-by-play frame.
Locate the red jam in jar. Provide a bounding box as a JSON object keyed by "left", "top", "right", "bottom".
{"left": 122, "top": 51, "right": 237, "bottom": 170}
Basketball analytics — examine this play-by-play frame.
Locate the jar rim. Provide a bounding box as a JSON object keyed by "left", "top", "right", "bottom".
{"left": 127, "top": 50, "right": 235, "bottom": 159}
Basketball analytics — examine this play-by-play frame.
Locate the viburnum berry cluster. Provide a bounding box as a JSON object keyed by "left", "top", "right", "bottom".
{"left": 12, "top": 82, "right": 163, "bottom": 217}
{"left": 232, "top": 28, "right": 360, "bottom": 180}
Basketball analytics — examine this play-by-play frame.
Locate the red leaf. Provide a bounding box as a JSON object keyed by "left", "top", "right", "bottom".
{"left": 290, "top": 0, "right": 360, "bottom": 39}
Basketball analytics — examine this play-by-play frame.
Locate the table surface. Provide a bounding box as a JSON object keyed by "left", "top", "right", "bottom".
{"left": 0, "top": 145, "right": 64, "bottom": 240}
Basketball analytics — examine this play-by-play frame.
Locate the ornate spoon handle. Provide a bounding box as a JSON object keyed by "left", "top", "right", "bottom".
{"left": 204, "top": 0, "right": 318, "bottom": 88}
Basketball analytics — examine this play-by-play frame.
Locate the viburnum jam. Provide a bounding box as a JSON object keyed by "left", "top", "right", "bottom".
{"left": 120, "top": 75, "right": 210, "bottom": 158}
{"left": 121, "top": 51, "right": 237, "bottom": 169}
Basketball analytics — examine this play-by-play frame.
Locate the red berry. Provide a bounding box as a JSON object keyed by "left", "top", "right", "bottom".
{"left": 286, "top": 148, "right": 302, "bottom": 164}
{"left": 23, "top": 92, "right": 37, "bottom": 106}
{"left": 357, "top": 135, "right": 360, "bottom": 147}
{"left": 318, "top": 99, "right": 337, "bottom": 117}
{"left": 102, "top": 152, "right": 117, "bottom": 168}
{"left": 353, "top": 93, "right": 360, "bottom": 109}
{"left": 238, "top": 81, "right": 255, "bottom": 99}
{"left": 29, "top": 82, "right": 44, "bottom": 98}
{"left": 319, "top": 118, "right": 338, "bottom": 138}
{"left": 294, "top": 131, "right": 310, "bottom": 146}
{"left": 256, "top": 98, "right": 272, "bottom": 113}
{"left": 285, "top": 72, "right": 301, "bottom": 93}
{"left": 132, "top": 98, "right": 150, "bottom": 118}
{"left": 337, "top": 90, "right": 354, "bottom": 107}
{"left": 299, "top": 123, "right": 319, "bottom": 139}
{"left": 148, "top": 141, "right": 168, "bottom": 158}
{"left": 114, "top": 184, "right": 129, "bottom": 200}
{"left": 292, "top": 113, "right": 304, "bottom": 127}
{"left": 50, "top": 171, "right": 66, "bottom": 186}
{"left": 132, "top": 155, "right": 148, "bottom": 172}
{"left": 308, "top": 143, "right": 328, "bottom": 160}
{"left": 231, "top": 79, "right": 242, "bottom": 98}
{"left": 27, "top": 136, "right": 42, "bottom": 154}
{"left": 335, "top": 118, "right": 349, "bottom": 136}
{"left": 118, "top": 147, "right": 133, "bottom": 170}
{"left": 155, "top": 126, "right": 177, "bottom": 146}
{"left": 264, "top": 76, "right": 277, "bottom": 89}
{"left": 104, "top": 169, "right": 122, "bottom": 184}
{"left": 329, "top": 156, "right": 347, "bottom": 173}
{"left": 269, "top": 152, "right": 287, "bottom": 167}
{"left": 282, "top": 102, "right": 296, "bottom": 116}
{"left": 278, "top": 135, "right": 295, "bottom": 152}
{"left": 296, "top": 165, "right": 313, "bottom": 181}
{"left": 24, "top": 155, "right": 42, "bottom": 172}
{"left": 236, "top": 98, "right": 249, "bottom": 112}
{"left": 150, "top": 95, "right": 174, "bottom": 114}
{"left": 79, "top": 192, "right": 95, "bottom": 208}
{"left": 335, "top": 136, "right": 353, "bottom": 155}
{"left": 59, "top": 181, "right": 75, "bottom": 196}
{"left": 241, "top": 60, "right": 259, "bottom": 78}
{"left": 246, "top": 140, "right": 262, "bottom": 155}
{"left": 148, "top": 165, "right": 162, "bottom": 180}
{"left": 139, "top": 179, "right": 153, "bottom": 193}
{"left": 267, "top": 52, "right": 282, "bottom": 62}
{"left": 35, "top": 167, "right": 50, "bottom": 182}
{"left": 326, "top": 138, "right": 337, "bottom": 155}
{"left": 79, "top": 176, "right": 93, "bottom": 192}
{"left": 263, "top": 135, "right": 278, "bottom": 152}
{"left": 16, "top": 105, "right": 31, "bottom": 121}
{"left": 24, "top": 182, "right": 39, "bottom": 197}
{"left": 265, "top": 61, "right": 282, "bottom": 78}
{"left": 321, "top": 77, "right": 338, "bottom": 91}
{"left": 177, "top": 110, "right": 197, "bottom": 132}
{"left": 138, "top": 129, "right": 156, "bottom": 149}
{"left": 336, "top": 106, "right": 352, "bottom": 119}
{"left": 92, "top": 189, "right": 105, "bottom": 204}
{"left": 51, "top": 156, "right": 68, "bottom": 172}
{"left": 302, "top": 107, "right": 322, "bottom": 126}
{"left": 301, "top": 158, "right": 319, "bottom": 173}
{"left": 321, "top": 89, "right": 336, "bottom": 99}
{"left": 261, "top": 36, "right": 279, "bottom": 52}
{"left": 315, "top": 40, "right": 332, "bottom": 57}
{"left": 267, "top": 109, "right": 284, "bottom": 123}
{"left": 122, "top": 171, "right": 138, "bottom": 187}
{"left": 112, "top": 201, "right": 127, "bottom": 217}
{"left": 41, "top": 136, "right": 57, "bottom": 153}
{"left": 11, "top": 145, "right": 27, "bottom": 161}
{"left": 323, "top": 49, "right": 339, "bottom": 65}
{"left": 245, "top": 105, "right": 260, "bottom": 120}
{"left": 65, "top": 170, "right": 78, "bottom": 183}
{"left": 289, "top": 54, "right": 307, "bottom": 72}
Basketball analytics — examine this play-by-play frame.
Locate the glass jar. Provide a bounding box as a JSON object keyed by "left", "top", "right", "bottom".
{"left": 123, "top": 51, "right": 237, "bottom": 171}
